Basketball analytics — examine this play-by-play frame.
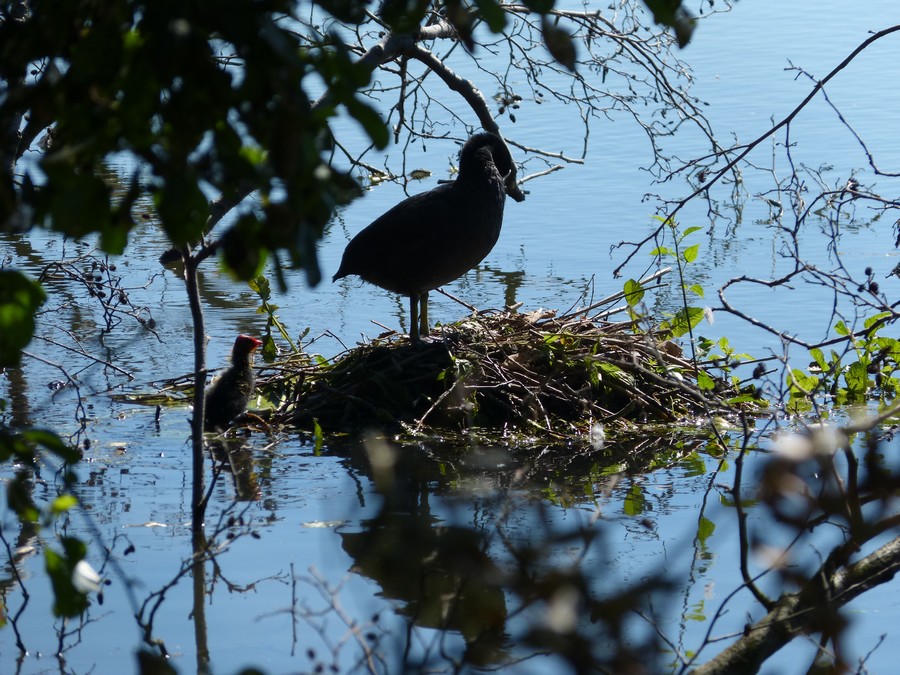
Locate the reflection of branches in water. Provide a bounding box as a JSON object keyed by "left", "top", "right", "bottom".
{"left": 19, "top": 350, "right": 89, "bottom": 443}
{"left": 37, "top": 248, "right": 161, "bottom": 338}
{"left": 134, "top": 501, "right": 275, "bottom": 658}
{"left": 284, "top": 566, "right": 385, "bottom": 675}
{"left": 0, "top": 517, "right": 35, "bottom": 653}
{"left": 14, "top": 244, "right": 165, "bottom": 445}
{"left": 53, "top": 602, "right": 111, "bottom": 662}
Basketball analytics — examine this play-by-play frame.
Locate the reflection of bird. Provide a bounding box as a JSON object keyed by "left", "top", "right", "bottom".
{"left": 204, "top": 335, "right": 263, "bottom": 430}
{"left": 333, "top": 132, "right": 524, "bottom": 341}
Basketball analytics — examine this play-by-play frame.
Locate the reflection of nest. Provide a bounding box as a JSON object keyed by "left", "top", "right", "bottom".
{"left": 263, "top": 309, "right": 762, "bottom": 439}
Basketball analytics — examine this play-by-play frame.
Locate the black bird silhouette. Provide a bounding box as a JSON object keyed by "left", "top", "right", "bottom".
{"left": 333, "top": 132, "right": 525, "bottom": 340}
{"left": 204, "top": 335, "right": 263, "bottom": 430}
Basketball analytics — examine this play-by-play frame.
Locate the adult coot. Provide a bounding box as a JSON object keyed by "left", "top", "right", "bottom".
{"left": 333, "top": 132, "right": 525, "bottom": 341}
{"left": 204, "top": 335, "right": 263, "bottom": 430}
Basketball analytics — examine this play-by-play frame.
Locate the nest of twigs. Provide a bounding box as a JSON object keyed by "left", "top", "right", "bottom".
{"left": 262, "top": 304, "right": 760, "bottom": 440}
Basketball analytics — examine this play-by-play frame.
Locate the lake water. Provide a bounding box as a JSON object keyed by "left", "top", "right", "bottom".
{"left": 3, "top": 1, "right": 900, "bottom": 673}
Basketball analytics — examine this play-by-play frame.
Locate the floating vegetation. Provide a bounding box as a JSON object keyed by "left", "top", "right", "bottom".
{"left": 259, "top": 301, "right": 763, "bottom": 443}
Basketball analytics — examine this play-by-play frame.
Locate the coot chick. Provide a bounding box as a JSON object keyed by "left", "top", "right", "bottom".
{"left": 333, "top": 132, "right": 524, "bottom": 341}
{"left": 204, "top": 335, "right": 263, "bottom": 430}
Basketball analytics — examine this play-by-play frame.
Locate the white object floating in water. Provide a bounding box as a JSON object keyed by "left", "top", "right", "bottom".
{"left": 72, "top": 559, "right": 102, "bottom": 595}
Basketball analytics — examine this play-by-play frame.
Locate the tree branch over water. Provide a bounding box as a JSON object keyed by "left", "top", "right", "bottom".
{"left": 615, "top": 23, "right": 900, "bottom": 278}
{"left": 691, "top": 536, "right": 900, "bottom": 675}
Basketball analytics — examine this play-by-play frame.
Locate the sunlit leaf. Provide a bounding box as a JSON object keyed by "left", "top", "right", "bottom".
{"left": 624, "top": 279, "right": 645, "bottom": 306}
{"left": 661, "top": 306, "right": 704, "bottom": 338}
{"left": 680, "top": 452, "right": 707, "bottom": 477}
{"left": 623, "top": 483, "right": 646, "bottom": 516}
{"left": 312, "top": 418, "right": 324, "bottom": 455}
{"left": 788, "top": 368, "right": 819, "bottom": 397}
{"left": 51, "top": 494, "right": 79, "bottom": 514}
{"left": 845, "top": 361, "right": 869, "bottom": 399}
{"left": 864, "top": 311, "right": 891, "bottom": 330}
{"left": 809, "top": 348, "right": 827, "bottom": 371}
{"left": 697, "top": 516, "right": 715, "bottom": 545}
{"left": 685, "top": 599, "right": 706, "bottom": 622}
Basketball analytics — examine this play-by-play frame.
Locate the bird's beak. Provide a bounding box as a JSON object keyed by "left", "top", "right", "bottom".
{"left": 504, "top": 168, "right": 526, "bottom": 203}
{"left": 238, "top": 334, "right": 264, "bottom": 351}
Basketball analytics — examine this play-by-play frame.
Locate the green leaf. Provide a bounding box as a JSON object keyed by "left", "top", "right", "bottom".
{"left": 624, "top": 279, "right": 645, "bottom": 307}
{"left": 248, "top": 276, "right": 271, "bottom": 299}
{"left": 21, "top": 429, "right": 82, "bottom": 463}
{"left": 864, "top": 312, "right": 891, "bottom": 330}
{"left": 687, "top": 283, "right": 704, "bottom": 298}
{"left": 50, "top": 494, "right": 79, "bottom": 514}
{"left": 680, "top": 452, "right": 707, "bottom": 477}
{"left": 845, "top": 361, "right": 869, "bottom": 398}
{"left": 650, "top": 246, "right": 674, "bottom": 257}
{"left": 682, "top": 225, "right": 703, "bottom": 237}
{"left": 697, "top": 371, "right": 715, "bottom": 391}
{"left": 685, "top": 600, "right": 706, "bottom": 622}
{"left": 379, "top": 0, "right": 429, "bottom": 34}
{"left": 788, "top": 368, "right": 819, "bottom": 397}
{"left": 697, "top": 516, "right": 716, "bottom": 546}
{"left": 155, "top": 178, "right": 208, "bottom": 245}
{"left": 623, "top": 483, "right": 646, "bottom": 516}
{"left": 834, "top": 320, "right": 850, "bottom": 337}
{"left": 0, "top": 270, "right": 46, "bottom": 367}
{"left": 661, "top": 306, "right": 704, "bottom": 338}
{"left": 682, "top": 243, "right": 700, "bottom": 263}
{"left": 312, "top": 418, "right": 324, "bottom": 455}
{"left": 315, "top": 0, "right": 368, "bottom": 23}
{"left": 809, "top": 348, "right": 827, "bottom": 371}
{"left": 523, "top": 0, "right": 554, "bottom": 12}
{"left": 5, "top": 471, "right": 39, "bottom": 522}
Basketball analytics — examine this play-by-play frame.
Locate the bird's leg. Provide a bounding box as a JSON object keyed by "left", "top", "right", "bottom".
{"left": 409, "top": 294, "right": 420, "bottom": 342}
{"left": 419, "top": 291, "right": 429, "bottom": 338}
